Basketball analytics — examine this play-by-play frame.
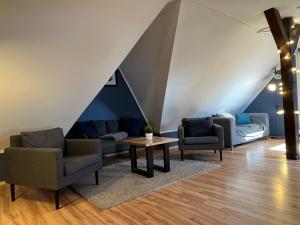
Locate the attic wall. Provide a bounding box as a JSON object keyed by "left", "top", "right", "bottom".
{"left": 160, "top": 0, "right": 279, "bottom": 131}
{"left": 0, "top": 0, "right": 168, "bottom": 148}
{"left": 120, "top": 0, "right": 181, "bottom": 131}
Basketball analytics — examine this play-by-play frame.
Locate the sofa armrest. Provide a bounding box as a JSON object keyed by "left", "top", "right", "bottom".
{"left": 212, "top": 117, "right": 235, "bottom": 148}
{"left": 249, "top": 113, "right": 269, "bottom": 126}
{"left": 249, "top": 113, "right": 270, "bottom": 136}
{"left": 65, "top": 139, "right": 102, "bottom": 156}
{"left": 4, "top": 147, "right": 63, "bottom": 190}
{"left": 213, "top": 124, "right": 224, "bottom": 148}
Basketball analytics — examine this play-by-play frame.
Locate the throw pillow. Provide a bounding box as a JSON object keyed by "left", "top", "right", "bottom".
{"left": 236, "top": 113, "right": 251, "bottom": 125}
{"left": 21, "top": 127, "right": 65, "bottom": 149}
{"left": 182, "top": 117, "right": 214, "bottom": 137}
{"left": 76, "top": 121, "right": 99, "bottom": 139}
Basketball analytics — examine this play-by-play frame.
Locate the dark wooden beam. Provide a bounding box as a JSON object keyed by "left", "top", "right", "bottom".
{"left": 264, "top": 8, "right": 289, "bottom": 53}
{"left": 264, "top": 8, "right": 300, "bottom": 159}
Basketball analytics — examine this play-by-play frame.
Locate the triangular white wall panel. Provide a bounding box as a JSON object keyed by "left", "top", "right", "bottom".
{"left": 0, "top": 0, "right": 169, "bottom": 148}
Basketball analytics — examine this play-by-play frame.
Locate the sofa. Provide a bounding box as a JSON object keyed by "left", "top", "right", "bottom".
{"left": 70, "top": 118, "right": 146, "bottom": 155}
{"left": 213, "top": 113, "right": 269, "bottom": 150}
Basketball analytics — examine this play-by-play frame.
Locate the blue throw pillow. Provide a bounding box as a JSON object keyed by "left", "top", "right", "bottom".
{"left": 236, "top": 113, "right": 251, "bottom": 125}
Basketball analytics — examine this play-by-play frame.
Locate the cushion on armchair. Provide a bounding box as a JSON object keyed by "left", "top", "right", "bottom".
{"left": 182, "top": 117, "right": 214, "bottom": 137}
{"left": 63, "top": 154, "right": 100, "bottom": 176}
{"left": 21, "top": 127, "right": 65, "bottom": 149}
{"left": 184, "top": 136, "right": 219, "bottom": 145}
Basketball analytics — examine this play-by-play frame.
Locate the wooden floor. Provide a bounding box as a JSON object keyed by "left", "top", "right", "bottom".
{"left": 1, "top": 139, "right": 300, "bottom": 225}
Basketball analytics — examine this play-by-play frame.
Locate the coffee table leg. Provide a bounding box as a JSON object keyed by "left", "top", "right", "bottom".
{"left": 163, "top": 144, "right": 170, "bottom": 172}
{"left": 130, "top": 145, "right": 137, "bottom": 171}
{"left": 146, "top": 147, "right": 154, "bottom": 178}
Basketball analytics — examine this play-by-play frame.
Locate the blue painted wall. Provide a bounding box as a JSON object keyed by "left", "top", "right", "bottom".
{"left": 244, "top": 78, "right": 284, "bottom": 136}
{"left": 77, "top": 70, "right": 144, "bottom": 121}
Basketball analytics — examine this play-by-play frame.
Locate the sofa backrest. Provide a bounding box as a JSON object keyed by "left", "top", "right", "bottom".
{"left": 182, "top": 117, "right": 214, "bottom": 137}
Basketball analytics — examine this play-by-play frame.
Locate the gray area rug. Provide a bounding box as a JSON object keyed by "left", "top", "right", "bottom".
{"left": 72, "top": 159, "right": 220, "bottom": 209}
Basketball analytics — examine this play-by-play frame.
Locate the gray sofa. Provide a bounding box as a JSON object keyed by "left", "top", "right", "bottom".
{"left": 4, "top": 128, "right": 102, "bottom": 209}
{"left": 71, "top": 118, "right": 146, "bottom": 156}
{"left": 213, "top": 113, "right": 269, "bottom": 150}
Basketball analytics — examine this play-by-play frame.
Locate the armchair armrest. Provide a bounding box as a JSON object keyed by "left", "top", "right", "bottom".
{"left": 178, "top": 125, "right": 184, "bottom": 150}
{"left": 213, "top": 124, "right": 224, "bottom": 148}
{"left": 65, "top": 139, "right": 102, "bottom": 156}
{"left": 212, "top": 117, "right": 235, "bottom": 148}
{"left": 4, "top": 147, "right": 63, "bottom": 190}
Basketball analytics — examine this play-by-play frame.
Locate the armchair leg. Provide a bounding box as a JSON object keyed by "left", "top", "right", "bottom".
{"left": 214, "top": 150, "right": 216, "bottom": 154}
{"left": 95, "top": 171, "right": 99, "bottom": 185}
{"left": 54, "top": 190, "right": 60, "bottom": 210}
{"left": 10, "top": 184, "right": 15, "bottom": 201}
{"left": 181, "top": 150, "right": 184, "bottom": 161}
{"left": 219, "top": 150, "right": 223, "bottom": 161}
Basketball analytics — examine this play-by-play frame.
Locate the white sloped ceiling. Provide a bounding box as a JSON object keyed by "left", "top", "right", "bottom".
{"left": 0, "top": 0, "right": 169, "bottom": 148}
{"left": 160, "top": 0, "right": 300, "bottom": 132}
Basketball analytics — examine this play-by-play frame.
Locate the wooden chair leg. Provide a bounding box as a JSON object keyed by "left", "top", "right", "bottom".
{"left": 95, "top": 171, "right": 99, "bottom": 185}
{"left": 181, "top": 150, "right": 184, "bottom": 161}
{"left": 54, "top": 190, "right": 60, "bottom": 210}
{"left": 219, "top": 149, "right": 223, "bottom": 161}
{"left": 214, "top": 150, "right": 217, "bottom": 154}
{"left": 10, "top": 184, "right": 15, "bottom": 201}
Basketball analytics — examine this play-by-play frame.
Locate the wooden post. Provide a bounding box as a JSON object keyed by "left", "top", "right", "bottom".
{"left": 264, "top": 8, "right": 300, "bottom": 159}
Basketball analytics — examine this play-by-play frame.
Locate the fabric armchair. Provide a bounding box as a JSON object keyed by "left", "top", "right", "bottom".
{"left": 178, "top": 117, "right": 224, "bottom": 161}
{"left": 4, "top": 128, "right": 102, "bottom": 209}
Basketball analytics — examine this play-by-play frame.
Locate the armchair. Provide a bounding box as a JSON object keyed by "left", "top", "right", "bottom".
{"left": 178, "top": 118, "right": 224, "bottom": 161}
{"left": 4, "top": 128, "right": 102, "bottom": 209}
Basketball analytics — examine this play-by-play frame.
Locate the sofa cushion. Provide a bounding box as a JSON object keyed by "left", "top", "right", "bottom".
{"left": 76, "top": 121, "right": 99, "bottom": 139}
{"left": 63, "top": 154, "right": 100, "bottom": 176}
{"left": 21, "top": 127, "right": 64, "bottom": 149}
{"left": 119, "top": 117, "right": 146, "bottom": 137}
{"left": 93, "top": 120, "right": 107, "bottom": 136}
{"left": 106, "top": 120, "right": 119, "bottom": 133}
{"left": 182, "top": 117, "right": 213, "bottom": 137}
{"left": 184, "top": 136, "right": 219, "bottom": 145}
{"left": 236, "top": 113, "right": 251, "bottom": 125}
{"left": 100, "top": 131, "right": 128, "bottom": 142}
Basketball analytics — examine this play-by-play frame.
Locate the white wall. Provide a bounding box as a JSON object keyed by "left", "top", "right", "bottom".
{"left": 0, "top": 0, "right": 168, "bottom": 148}
{"left": 160, "top": 0, "right": 279, "bottom": 131}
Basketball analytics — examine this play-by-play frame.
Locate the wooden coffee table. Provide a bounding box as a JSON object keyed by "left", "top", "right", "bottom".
{"left": 122, "top": 137, "right": 178, "bottom": 178}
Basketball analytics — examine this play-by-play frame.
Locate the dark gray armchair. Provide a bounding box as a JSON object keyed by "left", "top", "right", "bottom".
{"left": 4, "top": 127, "right": 102, "bottom": 209}
{"left": 178, "top": 118, "right": 224, "bottom": 161}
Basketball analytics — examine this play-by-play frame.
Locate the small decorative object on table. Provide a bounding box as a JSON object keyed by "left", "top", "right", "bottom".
{"left": 144, "top": 123, "right": 154, "bottom": 140}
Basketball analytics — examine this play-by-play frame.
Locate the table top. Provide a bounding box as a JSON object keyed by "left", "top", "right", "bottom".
{"left": 122, "top": 136, "right": 178, "bottom": 147}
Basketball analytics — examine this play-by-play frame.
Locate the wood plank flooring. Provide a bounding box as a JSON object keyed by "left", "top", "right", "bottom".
{"left": 1, "top": 139, "right": 300, "bottom": 225}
